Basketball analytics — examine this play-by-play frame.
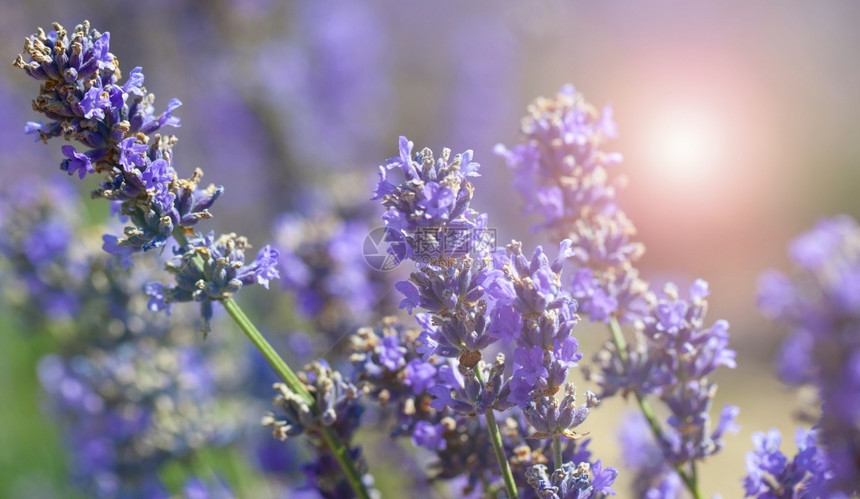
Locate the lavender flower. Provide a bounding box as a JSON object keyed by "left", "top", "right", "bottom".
{"left": 263, "top": 361, "right": 374, "bottom": 498}
{"left": 349, "top": 317, "right": 442, "bottom": 437}
{"left": 742, "top": 428, "right": 833, "bottom": 497}
{"left": 525, "top": 385, "right": 596, "bottom": 440}
{"left": 349, "top": 317, "right": 503, "bottom": 491}
{"left": 274, "top": 209, "right": 390, "bottom": 353}
{"left": 496, "top": 85, "right": 649, "bottom": 325}
{"left": 16, "top": 21, "right": 277, "bottom": 329}
{"left": 592, "top": 280, "right": 739, "bottom": 464}
{"left": 13, "top": 22, "right": 210, "bottom": 252}
{"left": 491, "top": 240, "right": 580, "bottom": 407}
{"left": 0, "top": 179, "right": 84, "bottom": 321}
{"left": 419, "top": 412, "right": 610, "bottom": 495}
{"left": 525, "top": 462, "right": 610, "bottom": 499}
{"left": 758, "top": 215, "right": 860, "bottom": 493}
{"left": 402, "top": 262, "right": 502, "bottom": 365}
{"left": 374, "top": 136, "right": 485, "bottom": 261}
{"left": 145, "top": 232, "right": 279, "bottom": 333}
{"left": 618, "top": 413, "right": 683, "bottom": 498}
{"left": 376, "top": 140, "right": 510, "bottom": 408}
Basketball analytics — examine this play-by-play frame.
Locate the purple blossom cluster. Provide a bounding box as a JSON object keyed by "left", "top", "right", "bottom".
{"left": 347, "top": 317, "right": 616, "bottom": 496}
{"left": 374, "top": 136, "right": 486, "bottom": 262}
{"left": 349, "top": 317, "right": 504, "bottom": 491}
{"left": 488, "top": 240, "right": 582, "bottom": 409}
{"left": 618, "top": 414, "right": 684, "bottom": 498}
{"left": 14, "top": 22, "right": 201, "bottom": 250}
{"left": 372, "top": 137, "right": 617, "bottom": 496}
{"left": 263, "top": 361, "right": 374, "bottom": 498}
{"left": 14, "top": 21, "right": 279, "bottom": 329}
{"left": 274, "top": 208, "right": 390, "bottom": 353}
{"left": 496, "top": 84, "right": 649, "bottom": 326}
{"left": 145, "top": 231, "right": 279, "bottom": 333}
{"left": 758, "top": 215, "right": 860, "bottom": 493}
{"left": 592, "top": 281, "right": 739, "bottom": 463}
{"left": 525, "top": 462, "right": 605, "bottom": 499}
{"left": 500, "top": 85, "right": 738, "bottom": 495}
{"left": 349, "top": 317, "right": 442, "bottom": 438}
{"left": 0, "top": 179, "right": 83, "bottom": 321}
{"left": 742, "top": 428, "right": 834, "bottom": 497}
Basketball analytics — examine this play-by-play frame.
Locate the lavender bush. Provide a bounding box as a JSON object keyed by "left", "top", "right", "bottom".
{"left": 4, "top": 16, "right": 858, "bottom": 499}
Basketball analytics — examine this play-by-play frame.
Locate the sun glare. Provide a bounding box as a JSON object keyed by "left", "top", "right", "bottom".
{"left": 648, "top": 110, "right": 722, "bottom": 187}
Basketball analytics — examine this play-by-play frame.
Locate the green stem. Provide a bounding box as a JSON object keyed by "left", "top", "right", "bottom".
{"left": 475, "top": 366, "right": 518, "bottom": 498}
{"left": 607, "top": 317, "right": 702, "bottom": 499}
{"left": 552, "top": 435, "right": 563, "bottom": 471}
{"left": 222, "top": 298, "right": 310, "bottom": 401}
{"left": 169, "top": 229, "right": 370, "bottom": 496}
{"left": 222, "top": 298, "right": 370, "bottom": 499}
{"left": 485, "top": 408, "right": 519, "bottom": 499}
{"left": 318, "top": 424, "right": 371, "bottom": 499}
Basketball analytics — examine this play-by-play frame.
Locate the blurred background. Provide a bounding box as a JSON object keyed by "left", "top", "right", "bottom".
{"left": 1, "top": 0, "right": 859, "bottom": 497}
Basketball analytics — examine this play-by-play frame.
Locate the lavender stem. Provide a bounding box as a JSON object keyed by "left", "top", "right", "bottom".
{"left": 475, "top": 366, "right": 518, "bottom": 498}
{"left": 552, "top": 435, "right": 563, "bottom": 471}
{"left": 607, "top": 317, "right": 702, "bottom": 499}
{"left": 222, "top": 297, "right": 371, "bottom": 499}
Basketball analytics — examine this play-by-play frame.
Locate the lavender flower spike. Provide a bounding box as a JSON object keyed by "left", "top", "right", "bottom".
{"left": 13, "top": 21, "right": 217, "bottom": 254}
{"left": 758, "top": 215, "right": 860, "bottom": 494}
{"left": 375, "top": 136, "right": 484, "bottom": 261}
{"left": 17, "top": 20, "right": 280, "bottom": 331}
{"left": 146, "top": 232, "right": 280, "bottom": 333}
{"left": 496, "top": 85, "right": 649, "bottom": 325}
{"left": 742, "top": 428, "right": 833, "bottom": 497}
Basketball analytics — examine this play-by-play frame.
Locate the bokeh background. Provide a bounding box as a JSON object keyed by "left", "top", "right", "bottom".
{"left": 1, "top": 0, "right": 859, "bottom": 497}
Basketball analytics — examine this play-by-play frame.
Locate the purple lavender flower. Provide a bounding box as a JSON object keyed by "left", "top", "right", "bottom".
{"left": 618, "top": 413, "right": 683, "bottom": 498}
{"left": 0, "top": 179, "right": 84, "bottom": 321}
{"left": 492, "top": 240, "right": 581, "bottom": 407}
{"left": 590, "top": 280, "right": 738, "bottom": 465}
{"left": 37, "top": 333, "right": 238, "bottom": 496}
{"left": 427, "top": 355, "right": 514, "bottom": 416}
{"left": 273, "top": 210, "right": 390, "bottom": 353}
{"left": 146, "top": 232, "right": 279, "bottom": 333}
{"left": 496, "top": 85, "right": 649, "bottom": 325}
{"left": 60, "top": 145, "right": 96, "bottom": 178}
{"left": 525, "top": 461, "right": 612, "bottom": 499}
{"left": 374, "top": 136, "right": 484, "bottom": 261}
{"left": 349, "top": 317, "right": 448, "bottom": 451}
{"left": 525, "top": 385, "right": 596, "bottom": 440}
{"left": 401, "top": 262, "right": 501, "bottom": 362}
{"left": 264, "top": 361, "right": 375, "bottom": 498}
{"left": 16, "top": 21, "right": 280, "bottom": 331}
{"left": 742, "top": 428, "right": 834, "bottom": 497}
{"left": 758, "top": 215, "right": 860, "bottom": 493}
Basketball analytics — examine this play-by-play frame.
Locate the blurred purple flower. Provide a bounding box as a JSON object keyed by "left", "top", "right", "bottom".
{"left": 758, "top": 215, "right": 860, "bottom": 493}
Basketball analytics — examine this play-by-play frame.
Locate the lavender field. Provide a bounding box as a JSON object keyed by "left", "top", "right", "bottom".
{"left": 1, "top": 1, "right": 859, "bottom": 497}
